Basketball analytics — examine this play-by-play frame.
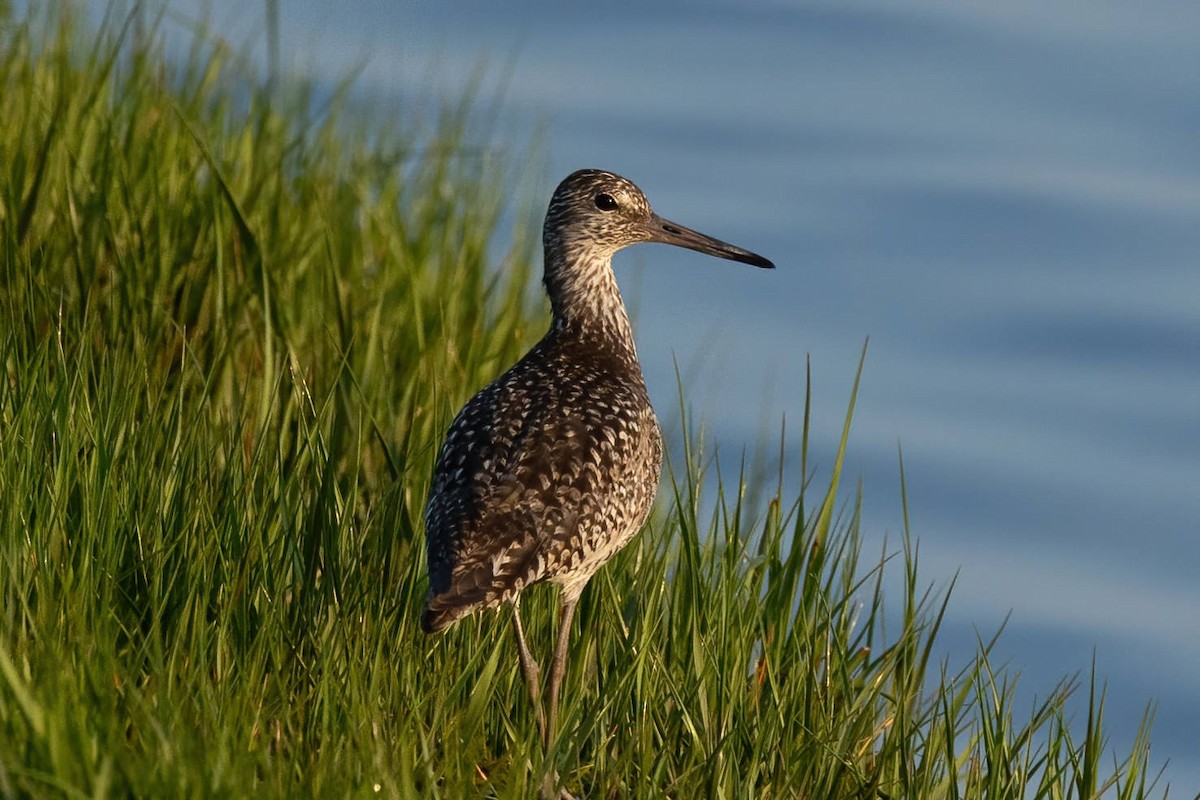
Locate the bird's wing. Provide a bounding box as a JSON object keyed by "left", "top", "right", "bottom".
{"left": 422, "top": 359, "right": 649, "bottom": 631}
{"left": 422, "top": 374, "right": 591, "bottom": 618}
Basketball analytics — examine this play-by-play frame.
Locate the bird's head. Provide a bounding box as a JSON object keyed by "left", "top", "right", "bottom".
{"left": 543, "top": 168, "right": 774, "bottom": 268}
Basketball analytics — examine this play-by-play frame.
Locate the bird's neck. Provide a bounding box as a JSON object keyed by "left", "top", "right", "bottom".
{"left": 544, "top": 248, "right": 639, "bottom": 359}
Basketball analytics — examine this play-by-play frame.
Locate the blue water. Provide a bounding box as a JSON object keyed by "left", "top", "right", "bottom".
{"left": 104, "top": 0, "right": 1200, "bottom": 791}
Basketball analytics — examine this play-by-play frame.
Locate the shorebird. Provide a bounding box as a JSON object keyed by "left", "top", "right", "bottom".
{"left": 421, "top": 168, "right": 773, "bottom": 770}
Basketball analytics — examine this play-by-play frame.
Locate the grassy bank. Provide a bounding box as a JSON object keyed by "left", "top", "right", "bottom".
{"left": 0, "top": 5, "right": 1165, "bottom": 798}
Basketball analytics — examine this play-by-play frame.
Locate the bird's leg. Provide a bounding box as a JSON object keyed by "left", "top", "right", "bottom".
{"left": 538, "top": 592, "right": 581, "bottom": 800}
{"left": 511, "top": 600, "right": 547, "bottom": 742}
{"left": 544, "top": 591, "right": 580, "bottom": 751}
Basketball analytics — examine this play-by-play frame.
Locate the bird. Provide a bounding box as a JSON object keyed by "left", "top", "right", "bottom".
{"left": 421, "top": 168, "right": 773, "bottom": 778}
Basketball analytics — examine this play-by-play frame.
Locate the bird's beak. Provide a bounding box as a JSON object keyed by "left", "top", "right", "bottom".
{"left": 647, "top": 213, "right": 774, "bottom": 269}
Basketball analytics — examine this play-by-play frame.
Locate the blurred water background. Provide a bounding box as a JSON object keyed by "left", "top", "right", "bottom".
{"left": 82, "top": 0, "right": 1200, "bottom": 792}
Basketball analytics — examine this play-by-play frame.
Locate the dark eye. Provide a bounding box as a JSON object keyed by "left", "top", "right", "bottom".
{"left": 594, "top": 193, "right": 618, "bottom": 211}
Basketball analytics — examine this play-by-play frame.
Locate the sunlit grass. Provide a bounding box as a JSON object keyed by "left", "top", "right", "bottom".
{"left": 0, "top": 4, "right": 1166, "bottom": 798}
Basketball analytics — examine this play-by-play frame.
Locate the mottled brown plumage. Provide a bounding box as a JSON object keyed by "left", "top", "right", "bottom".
{"left": 422, "top": 332, "right": 662, "bottom": 632}
{"left": 420, "top": 169, "right": 772, "bottom": 786}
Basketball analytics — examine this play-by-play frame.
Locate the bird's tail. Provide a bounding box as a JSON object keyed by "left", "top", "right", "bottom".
{"left": 420, "top": 592, "right": 481, "bottom": 634}
{"left": 420, "top": 605, "right": 455, "bottom": 634}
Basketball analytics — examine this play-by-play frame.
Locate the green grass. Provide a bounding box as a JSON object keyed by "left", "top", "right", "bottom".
{"left": 0, "top": 4, "right": 1168, "bottom": 798}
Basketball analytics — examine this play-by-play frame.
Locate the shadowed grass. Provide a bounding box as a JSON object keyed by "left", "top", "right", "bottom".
{"left": 0, "top": 4, "right": 1168, "bottom": 798}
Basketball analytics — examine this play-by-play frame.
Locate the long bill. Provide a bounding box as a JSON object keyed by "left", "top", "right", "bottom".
{"left": 647, "top": 213, "right": 775, "bottom": 269}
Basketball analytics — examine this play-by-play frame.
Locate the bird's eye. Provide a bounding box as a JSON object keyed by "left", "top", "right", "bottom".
{"left": 594, "top": 193, "right": 618, "bottom": 211}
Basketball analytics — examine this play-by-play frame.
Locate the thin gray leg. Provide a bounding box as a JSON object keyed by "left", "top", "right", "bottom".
{"left": 544, "top": 591, "right": 580, "bottom": 751}
{"left": 511, "top": 599, "right": 546, "bottom": 742}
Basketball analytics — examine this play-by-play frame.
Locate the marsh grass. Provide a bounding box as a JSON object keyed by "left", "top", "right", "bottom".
{"left": 0, "top": 4, "right": 1167, "bottom": 798}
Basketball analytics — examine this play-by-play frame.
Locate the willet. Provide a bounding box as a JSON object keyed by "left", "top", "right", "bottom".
{"left": 421, "top": 168, "right": 773, "bottom": 794}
